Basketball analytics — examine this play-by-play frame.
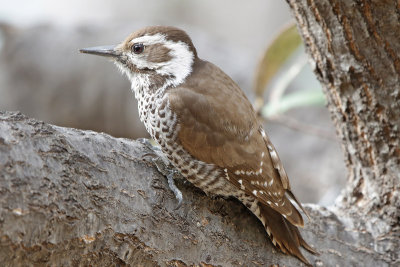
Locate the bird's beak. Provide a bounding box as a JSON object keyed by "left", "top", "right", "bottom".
{"left": 79, "top": 45, "right": 119, "bottom": 58}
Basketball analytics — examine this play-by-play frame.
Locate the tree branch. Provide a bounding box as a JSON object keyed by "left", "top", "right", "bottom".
{"left": 0, "top": 111, "right": 396, "bottom": 266}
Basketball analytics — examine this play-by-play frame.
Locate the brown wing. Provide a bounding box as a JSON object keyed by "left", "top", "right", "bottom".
{"left": 168, "top": 59, "right": 305, "bottom": 226}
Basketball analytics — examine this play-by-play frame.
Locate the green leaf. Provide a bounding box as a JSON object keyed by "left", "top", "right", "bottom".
{"left": 253, "top": 24, "right": 302, "bottom": 97}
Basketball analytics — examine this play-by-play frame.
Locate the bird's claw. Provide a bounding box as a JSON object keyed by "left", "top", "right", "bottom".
{"left": 137, "top": 138, "right": 161, "bottom": 151}
{"left": 167, "top": 170, "right": 183, "bottom": 210}
{"left": 137, "top": 137, "right": 151, "bottom": 146}
{"left": 138, "top": 138, "right": 163, "bottom": 161}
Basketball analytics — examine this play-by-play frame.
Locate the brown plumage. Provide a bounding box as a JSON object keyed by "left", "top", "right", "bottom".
{"left": 168, "top": 58, "right": 316, "bottom": 263}
{"left": 80, "top": 26, "right": 317, "bottom": 265}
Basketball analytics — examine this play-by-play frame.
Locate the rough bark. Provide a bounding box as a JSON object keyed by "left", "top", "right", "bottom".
{"left": 286, "top": 0, "right": 400, "bottom": 264}
{"left": 0, "top": 111, "right": 396, "bottom": 266}
{"left": 288, "top": 0, "right": 400, "bottom": 220}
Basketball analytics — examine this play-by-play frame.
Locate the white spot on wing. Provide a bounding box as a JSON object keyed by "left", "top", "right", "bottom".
{"left": 261, "top": 129, "right": 266, "bottom": 138}
{"left": 224, "top": 168, "right": 230, "bottom": 180}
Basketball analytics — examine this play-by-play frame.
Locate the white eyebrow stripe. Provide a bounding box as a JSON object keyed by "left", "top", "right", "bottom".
{"left": 130, "top": 34, "right": 166, "bottom": 45}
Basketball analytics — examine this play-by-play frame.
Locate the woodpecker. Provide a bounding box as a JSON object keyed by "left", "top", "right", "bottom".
{"left": 80, "top": 26, "right": 316, "bottom": 265}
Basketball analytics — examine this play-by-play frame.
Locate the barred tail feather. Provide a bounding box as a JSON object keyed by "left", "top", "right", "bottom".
{"left": 258, "top": 202, "right": 318, "bottom": 266}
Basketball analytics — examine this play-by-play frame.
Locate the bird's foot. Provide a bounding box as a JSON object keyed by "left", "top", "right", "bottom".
{"left": 167, "top": 170, "right": 183, "bottom": 210}
{"left": 153, "top": 157, "right": 184, "bottom": 210}
{"left": 137, "top": 138, "right": 183, "bottom": 209}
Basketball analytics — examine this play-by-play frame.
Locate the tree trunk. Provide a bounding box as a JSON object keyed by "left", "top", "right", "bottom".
{"left": 287, "top": 0, "right": 400, "bottom": 208}
{"left": 286, "top": 0, "right": 400, "bottom": 263}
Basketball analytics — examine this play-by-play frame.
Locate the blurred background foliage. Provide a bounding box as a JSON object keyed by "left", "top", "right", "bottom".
{"left": 254, "top": 24, "right": 331, "bottom": 139}
{"left": 0, "top": 0, "right": 345, "bottom": 205}
{"left": 254, "top": 24, "right": 302, "bottom": 98}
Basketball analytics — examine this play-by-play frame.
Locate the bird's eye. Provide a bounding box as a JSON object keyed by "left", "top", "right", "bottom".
{"left": 132, "top": 43, "right": 144, "bottom": 54}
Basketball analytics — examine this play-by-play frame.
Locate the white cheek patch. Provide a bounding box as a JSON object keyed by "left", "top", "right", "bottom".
{"left": 128, "top": 33, "right": 194, "bottom": 87}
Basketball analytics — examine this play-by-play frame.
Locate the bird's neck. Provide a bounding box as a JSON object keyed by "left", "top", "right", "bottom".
{"left": 128, "top": 73, "right": 175, "bottom": 128}
{"left": 129, "top": 73, "right": 175, "bottom": 99}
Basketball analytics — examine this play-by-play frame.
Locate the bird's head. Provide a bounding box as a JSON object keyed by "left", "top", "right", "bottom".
{"left": 80, "top": 26, "right": 197, "bottom": 90}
